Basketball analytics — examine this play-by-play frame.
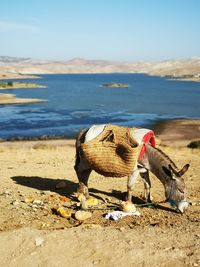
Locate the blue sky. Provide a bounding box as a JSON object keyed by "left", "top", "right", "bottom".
{"left": 0, "top": 0, "right": 199, "bottom": 61}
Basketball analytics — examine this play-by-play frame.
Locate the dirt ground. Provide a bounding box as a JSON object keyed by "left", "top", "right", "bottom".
{"left": 0, "top": 121, "right": 200, "bottom": 267}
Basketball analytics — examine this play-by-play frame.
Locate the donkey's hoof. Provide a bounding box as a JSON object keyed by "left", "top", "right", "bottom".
{"left": 77, "top": 193, "right": 86, "bottom": 202}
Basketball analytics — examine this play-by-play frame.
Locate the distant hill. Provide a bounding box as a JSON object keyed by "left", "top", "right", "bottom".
{"left": 0, "top": 56, "right": 30, "bottom": 63}
{"left": 0, "top": 56, "right": 200, "bottom": 79}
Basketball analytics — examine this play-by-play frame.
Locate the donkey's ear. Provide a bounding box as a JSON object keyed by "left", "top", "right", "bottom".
{"left": 162, "top": 166, "right": 172, "bottom": 177}
{"left": 178, "top": 164, "right": 190, "bottom": 176}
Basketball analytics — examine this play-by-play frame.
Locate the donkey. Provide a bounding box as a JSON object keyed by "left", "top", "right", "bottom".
{"left": 74, "top": 125, "right": 190, "bottom": 213}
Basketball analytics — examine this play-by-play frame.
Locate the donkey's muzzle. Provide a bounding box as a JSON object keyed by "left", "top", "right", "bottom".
{"left": 177, "top": 200, "right": 189, "bottom": 213}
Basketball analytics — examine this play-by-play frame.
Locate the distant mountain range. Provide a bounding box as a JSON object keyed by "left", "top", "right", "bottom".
{"left": 0, "top": 56, "right": 200, "bottom": 78}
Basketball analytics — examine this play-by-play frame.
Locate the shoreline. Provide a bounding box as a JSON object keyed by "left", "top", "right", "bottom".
{"left": 0, "top": 73, "right": 41, "bottom": 80}
{"left": 0, "top": 93, "right": 47, "bottom": 105}
{"left": 0, "top": 119, "right": 199, "bottom": 146}
{"left": 1, "top": 71, "right": 200, "bottom": 83}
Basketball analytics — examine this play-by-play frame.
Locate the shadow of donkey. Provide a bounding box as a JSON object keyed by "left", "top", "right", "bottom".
{"left": 11, "top": 176, "right": 78, "bottom": 200}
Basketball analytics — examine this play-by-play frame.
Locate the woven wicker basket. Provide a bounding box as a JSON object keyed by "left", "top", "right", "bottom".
{"left": 81, "top": 125, "right": 140, "bottom": 177}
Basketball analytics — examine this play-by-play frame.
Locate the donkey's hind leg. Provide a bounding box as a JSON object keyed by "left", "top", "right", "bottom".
{"left": 139, "top": 170, "right": 152, "bottom": 202}
{"left": 74, "top": 156, "right": 92, "bottom": 199}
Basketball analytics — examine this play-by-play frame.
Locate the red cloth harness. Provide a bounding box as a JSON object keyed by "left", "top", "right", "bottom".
{"left": 138, "top": 131, "right": 156, "bottom": 161}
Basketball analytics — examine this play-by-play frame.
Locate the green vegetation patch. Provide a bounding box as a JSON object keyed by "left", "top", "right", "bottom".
{"left": 101, "top": 83, "right": 129, "bottom": 88}
{"left": 187, "top": 140, "right": 200, "bottom": 149}
{"left": 0, "top": 81, "right": 46, "bottom": 89}
{"left": 0, "top": 81, "right": 13, "bottom": 88}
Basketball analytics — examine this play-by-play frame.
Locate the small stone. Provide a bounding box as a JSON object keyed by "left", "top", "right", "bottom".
{"left": 35, "top": 237, "right": 44, "bottom": 247}
{"left": 36, "top": 191, "right": 43, "bottom": 195}
{"left": 93, "top": 260, "right": 101, "bottom": 265}
{"left": 32, "top": 208, "right": 37, "bottom": 212}
{"left": 119, "top": 227, "right": 125, "bottom": 232}
{"left": 33, "top": 199, "right": 44, "bottom": 206}
{"left": 12, "top": 200, "right": 20, "bottom": 206}
{"left": 4, "top": 189, "right": 12, "bottom": 195}
{"left": 24, "top": 197, "right": 34, "bottom": 203}
{"left": 75, "top": 210, "right": 92, "bottom": 221}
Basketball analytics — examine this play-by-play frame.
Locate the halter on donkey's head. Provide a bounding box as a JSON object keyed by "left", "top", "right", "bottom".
{"left": 136, "top": 129, "right": 189, "bottom": 213}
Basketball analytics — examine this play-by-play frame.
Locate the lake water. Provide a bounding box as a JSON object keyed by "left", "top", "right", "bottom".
{"left": 0, "top": 73, "right": 200, "bottom": 140}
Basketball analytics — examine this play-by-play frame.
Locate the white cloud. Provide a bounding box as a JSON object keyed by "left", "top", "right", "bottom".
{"left": 0, "top": 20, "right": 38, "bottom": 32}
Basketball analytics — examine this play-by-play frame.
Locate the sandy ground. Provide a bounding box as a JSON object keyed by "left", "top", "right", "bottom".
{"left": 0, "top": 121, "right": 200, "bottom": 267}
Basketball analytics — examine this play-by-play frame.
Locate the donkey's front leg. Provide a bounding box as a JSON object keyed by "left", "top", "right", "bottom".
{"left": 76, "top": 170, "right": 91, "bottom": 198}
{"left": 126, "top": 167, "right": 140, "bottom": 202}
{"left": 140, "top": 170, "right": 152, "bottom": 203}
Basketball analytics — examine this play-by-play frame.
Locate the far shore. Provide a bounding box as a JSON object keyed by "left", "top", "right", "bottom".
{"left": 0, "top": 73, "right": 41, "bottom": 80}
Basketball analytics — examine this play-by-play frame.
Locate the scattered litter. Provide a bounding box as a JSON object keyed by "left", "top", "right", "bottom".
{"left": 105, "top": 210, "right": 140, "bottom": 221}
{"left": 56, "top": 207, "right": 72, "bottom": 218}
{"left": 59, "top": 196, "right": 71, "bottom": 203}
{"left": 86, "top": 197, "right": 98, "bottom": 207}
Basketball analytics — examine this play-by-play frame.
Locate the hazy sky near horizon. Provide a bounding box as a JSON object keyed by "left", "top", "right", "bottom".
{"left": 0, "top": 0, "right": 199, "bottom": 62}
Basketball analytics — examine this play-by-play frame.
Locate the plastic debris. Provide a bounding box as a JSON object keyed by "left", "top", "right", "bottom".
{"left": 86, "top": 197, "right": 98, "bottom": 206}
{"left": 105, "top": 210, "right": 140, "bottom": 221}
{"left": 59, "top": 196, "right": 71, "bottom": 203}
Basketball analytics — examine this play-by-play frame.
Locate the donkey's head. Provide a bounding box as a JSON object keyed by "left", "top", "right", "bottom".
{"left": 162, "top": 163, "right": 190, "bottom": 213}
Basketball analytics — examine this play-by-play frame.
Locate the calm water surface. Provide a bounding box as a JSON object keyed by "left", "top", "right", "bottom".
{"left": 0, "top": 74, "right": 200, "bottom": 140}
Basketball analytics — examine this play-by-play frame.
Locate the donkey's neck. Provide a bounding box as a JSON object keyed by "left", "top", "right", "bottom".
{"left": 139, "top": 145, "right": 177, "bottom": 186}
